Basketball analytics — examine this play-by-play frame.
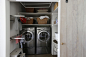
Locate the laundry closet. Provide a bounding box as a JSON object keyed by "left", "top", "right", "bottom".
{"left": 10, "top": 1, "right": 60, "bottom": 57}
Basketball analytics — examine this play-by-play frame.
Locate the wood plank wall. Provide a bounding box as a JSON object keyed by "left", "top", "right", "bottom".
{"left": 60, "top": 0, "right": 67, "bottom": 57}
{"left": 60, "top": 0, "right": 85, "bottom": 57}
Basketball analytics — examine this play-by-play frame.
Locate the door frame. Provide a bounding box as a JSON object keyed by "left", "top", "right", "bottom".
{"left": 58, "top": 0, "right": 61, "bottom": 57}
{"left": 6, "top": 0, "right": 61, "bottom": 57}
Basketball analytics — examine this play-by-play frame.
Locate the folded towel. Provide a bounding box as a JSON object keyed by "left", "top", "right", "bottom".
{"left": 39, "top": 16, "right": 49, "bottom": 19}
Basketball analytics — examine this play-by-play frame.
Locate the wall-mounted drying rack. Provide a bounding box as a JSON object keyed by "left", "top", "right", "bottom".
{"left": 10, "top": 15, "right": 25, "bottom": 18}
{"left": 10, "top": 35, "right": 25, "bottom": 40}
{"left": 20, "top": 2, "right": 52, "bottom": 8}
{"left": 10, "top": 15, "right": 25, "bottom": 30}
{"left": 10, "top": 15, "right": 25, "bottom": 21}
{"left": 10, "top": 31, "right": 26, "bottom": 40}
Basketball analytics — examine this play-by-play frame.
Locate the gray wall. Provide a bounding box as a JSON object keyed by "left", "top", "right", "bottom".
{"left": 10, "top": 2, "right": 22, "bottom": 53}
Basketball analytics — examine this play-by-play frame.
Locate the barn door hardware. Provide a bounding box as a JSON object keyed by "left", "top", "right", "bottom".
{"left": 66, "top": 0, "right": 68, "bottom": 3}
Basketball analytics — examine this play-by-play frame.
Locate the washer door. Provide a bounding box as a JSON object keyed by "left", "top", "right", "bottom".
{"left": 38, "top": 31, "right": 50, "bottom": 42}
{"left": 25, "top": 31, "right": 33, "bottom": 41}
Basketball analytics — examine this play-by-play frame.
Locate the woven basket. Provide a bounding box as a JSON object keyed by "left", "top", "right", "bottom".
{"left": 25, "top": 8, "right": 34, "bottom": 13}
{"left": 26, "top": 18, "right": 33, "bottom": 24}
{"left": 37, "top": 18, "right": 48, "bottom": 24}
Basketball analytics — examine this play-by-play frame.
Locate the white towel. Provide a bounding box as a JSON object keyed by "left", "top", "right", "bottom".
{"left": 39, "top": 16, "right": 49, "bottom": 20}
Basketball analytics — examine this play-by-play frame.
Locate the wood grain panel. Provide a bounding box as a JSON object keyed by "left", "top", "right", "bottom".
{"left": 60, "top": 0, "right": 67, "bottom": 57}
{"left": 77, "top": 0, "right": 84, "bottom": 57}
{"left": 60, "top": 0, "right": 85, "bottom": 57}
{"left": 72, "top": 0, "right": 78, "bottom": 57}
{"left": 66, "top": 0, "right": 73, "bottom": 57}
{"left": 83, "top": 0, "right": 86, "bottom": 57}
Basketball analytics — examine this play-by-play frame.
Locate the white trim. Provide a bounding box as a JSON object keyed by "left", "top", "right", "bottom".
{"left": 9, "top": 0, "right": 59, "bottom": 2}
{"left": 58, "top": 0, "right": 61, "bottom": 57}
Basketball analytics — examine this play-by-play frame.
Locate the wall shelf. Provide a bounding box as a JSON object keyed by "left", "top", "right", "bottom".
{"left": 19, "top": 12, "right": 51, "bottom": 15}
{"left": 54, "top": 24, "right": 58, "bottom": 25}
{"left": 22, "top": 24, "right": 51, "bottom": 26}
{"left": 20, "top": 2, "right": 52, "bottom": 8}
{"left": 52, "top": 24, "right": 58, "bottom": 26}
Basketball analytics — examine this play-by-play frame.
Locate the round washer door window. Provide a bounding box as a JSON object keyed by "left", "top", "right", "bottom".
{"left": 38, "top": 31, "right": 50, "bottom": 42}
{"left": 25, "top": 31, "right": 33, "bottom": 41}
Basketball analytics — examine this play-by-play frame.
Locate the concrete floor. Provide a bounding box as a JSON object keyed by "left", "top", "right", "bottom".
{"left": 26, "top": 54, "right": 57, "bottom": 57}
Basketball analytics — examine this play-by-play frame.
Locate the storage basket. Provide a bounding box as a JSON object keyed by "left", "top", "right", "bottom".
{"left": 25, "top": 8, "right": 34, "bottom": 13}
{"left": 26, "top": 17, "right": 33, "bottom": 24}
{"left": 54, "top": 2, "right": 58, "bottom": 11}
{"left": 37, "top": 18, "right": 48, "bottom": 24}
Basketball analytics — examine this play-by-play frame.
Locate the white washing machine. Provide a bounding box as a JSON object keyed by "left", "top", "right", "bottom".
{"left": 23, "top": 27, "right": 35, "bottom": 55}
{"left": 36, "top": 27, "right": 51, "bottom": 54}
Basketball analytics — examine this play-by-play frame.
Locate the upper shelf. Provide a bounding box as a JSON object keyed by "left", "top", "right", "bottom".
{"left": 22, "top": 24, "right": 51, "bottom": 27}
{"left": 20, "top": 2, "right": 52, "bottom": 8}
{"left": 22, "top": 24, "right": 51, "bottom": 25}
{"left": 19, "top": 12, "right": 51, "bottom": 15}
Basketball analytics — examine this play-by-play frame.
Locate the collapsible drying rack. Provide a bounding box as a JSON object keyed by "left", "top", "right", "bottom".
{"left": 10, "top": 29, "right": 26, "bottom": 40}
{"left": 10, "top": 35, "right": 25, "bottom": 40}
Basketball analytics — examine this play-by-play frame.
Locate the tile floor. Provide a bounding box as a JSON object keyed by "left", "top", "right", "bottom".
{"left": 26, "top": 54, "right": 57, "bottom": 57}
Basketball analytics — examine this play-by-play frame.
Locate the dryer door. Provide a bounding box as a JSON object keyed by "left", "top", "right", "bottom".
{"left": 38, "top": 31, "right": 50, "bottom": 42}
{"left": 25, "top": 31, "right": 33, "bottom": 41}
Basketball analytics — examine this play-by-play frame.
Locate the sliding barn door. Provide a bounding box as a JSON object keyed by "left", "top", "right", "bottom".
{"left": 60, "top": 0, "right": 86, "bottom": 57}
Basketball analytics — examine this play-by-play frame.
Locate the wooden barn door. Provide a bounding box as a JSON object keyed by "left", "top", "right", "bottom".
{"left": 60, "top": 0, "right": 86, "bottom": 57}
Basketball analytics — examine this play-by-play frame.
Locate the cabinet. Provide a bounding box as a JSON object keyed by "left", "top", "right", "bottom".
{"left": 60, "top": 0, "right": 86, "bottom": 57}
